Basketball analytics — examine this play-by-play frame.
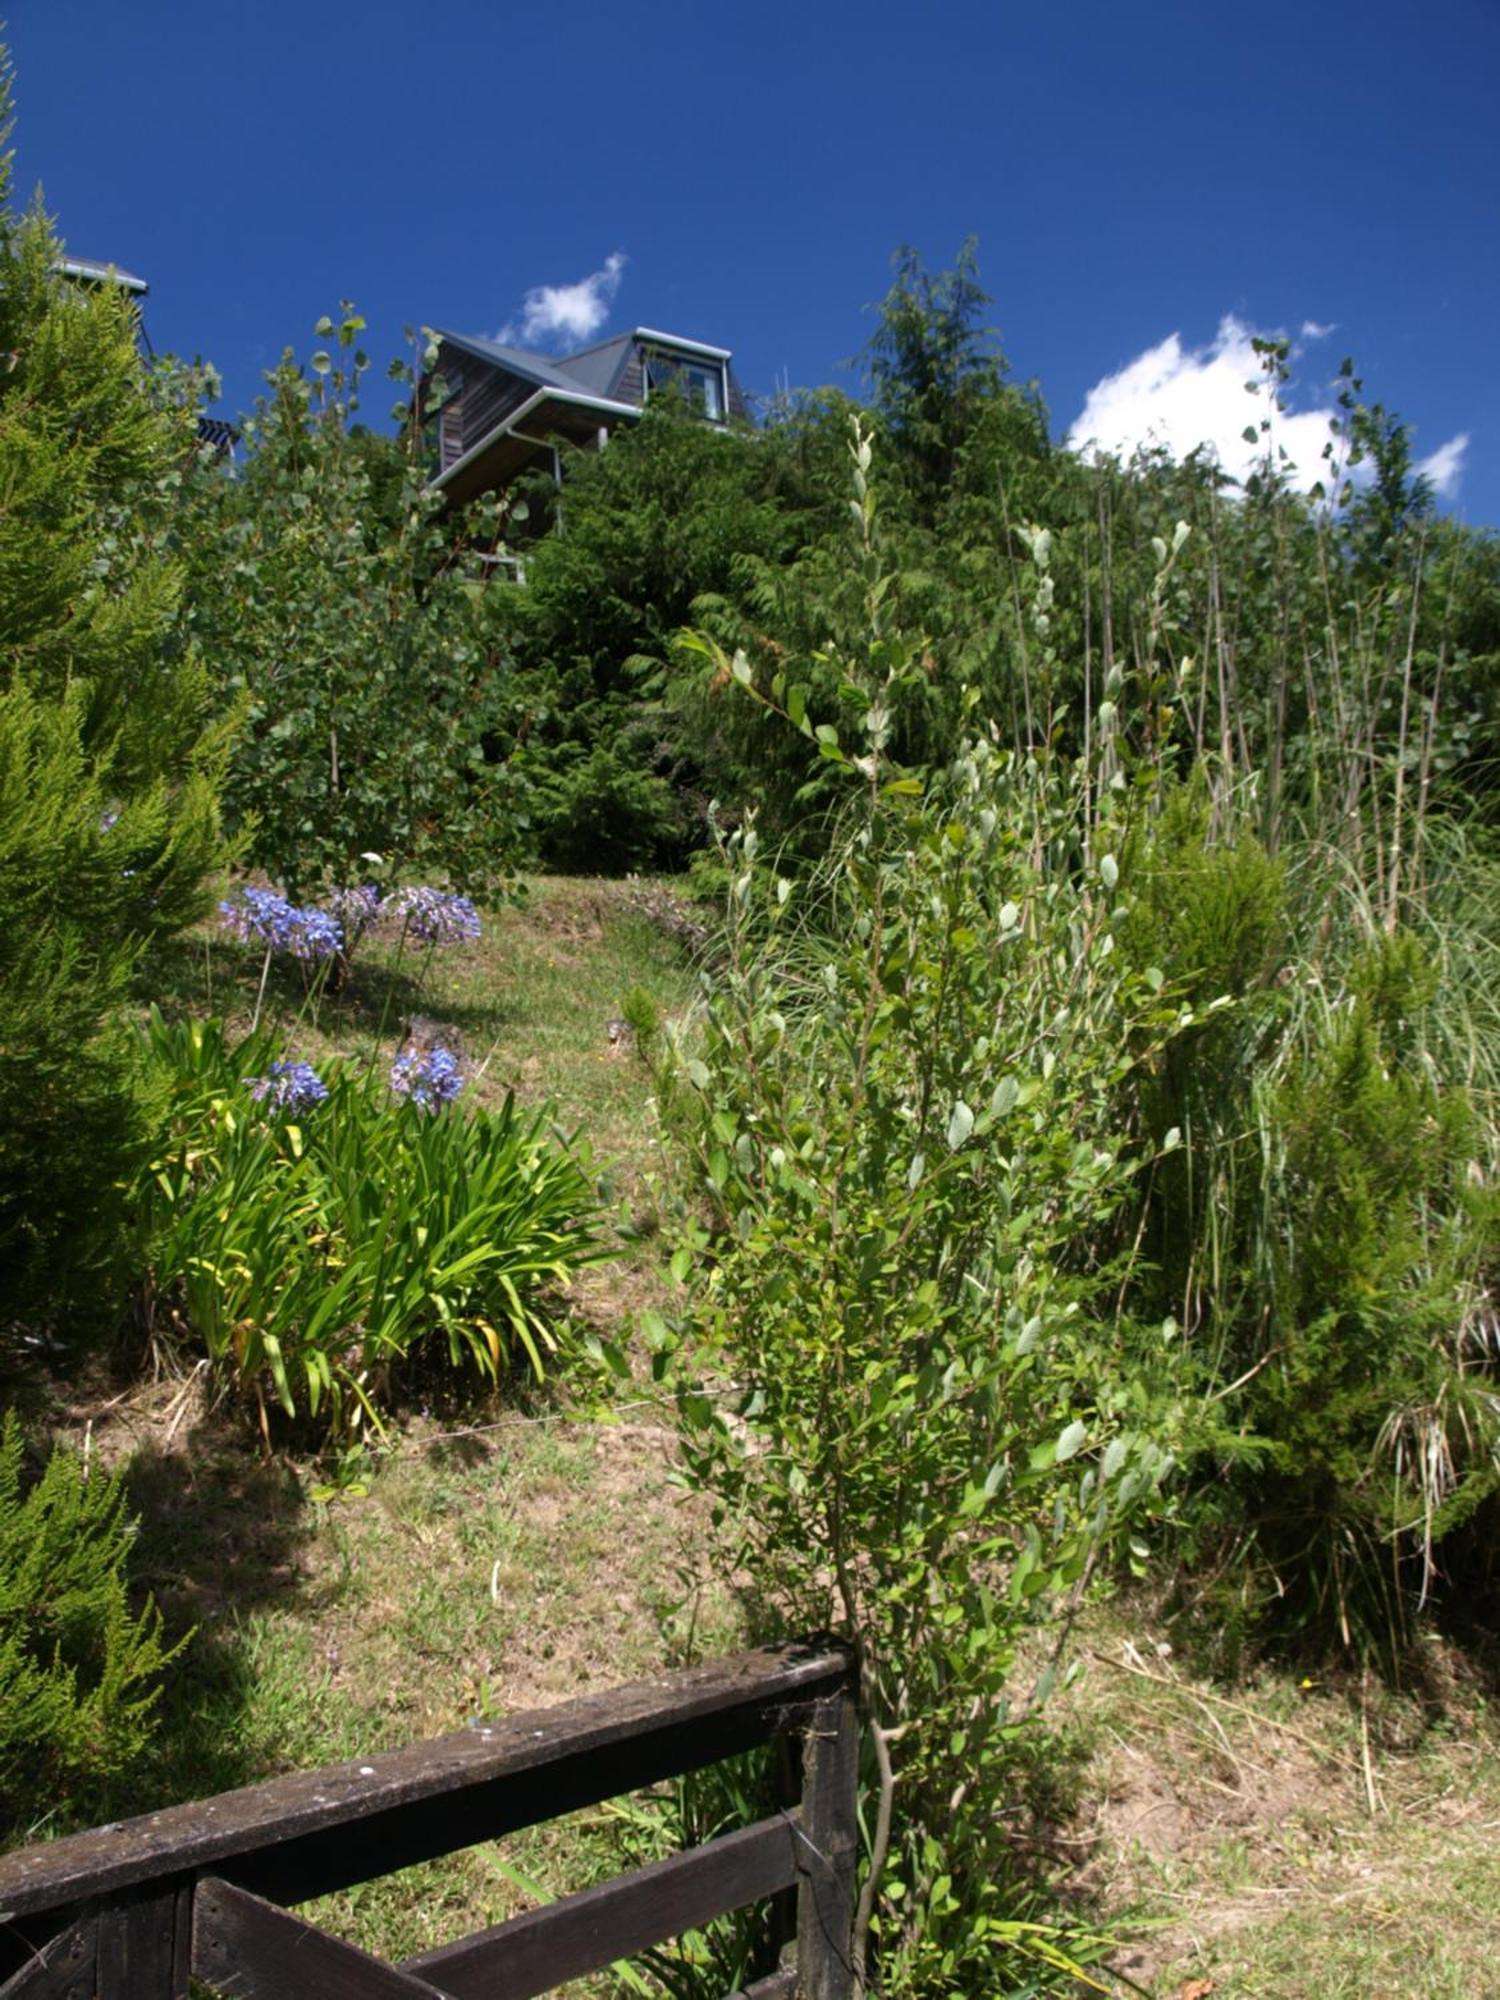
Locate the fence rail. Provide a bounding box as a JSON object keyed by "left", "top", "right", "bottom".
{"left": 0, "top": 1639, "right": 858, "bottom": 2000}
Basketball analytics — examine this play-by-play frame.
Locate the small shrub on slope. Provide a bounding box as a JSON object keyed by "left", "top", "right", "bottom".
{"left": 657, "top": 424, "right": 1191, "bottom": 1996}
{"left": 0, "top": 1415, "right": 182, "bottom": 1843}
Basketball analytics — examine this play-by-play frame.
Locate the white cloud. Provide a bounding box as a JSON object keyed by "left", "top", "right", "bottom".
{"left": 1300, "top": 319, "right": 1337, "bottom": 341}
{"left": 498, "top": 252, "right": 626, "bottom": 350}
{"left": 1068, "top": 315, "right": 1346, "bottom": 493}
{"left": 1417, "top": 431, "right": 1469, "bottom": 499}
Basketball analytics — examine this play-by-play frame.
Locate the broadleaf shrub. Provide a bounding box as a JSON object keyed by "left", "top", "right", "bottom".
{"left": 137, "top": 1012, "right": 603, "bottom": 1437}
{"left": 177, "top": 318, "right": 522, "bottom": 901}
{"left": 657, "top": 426, "right": 1192, "bottom": 1993}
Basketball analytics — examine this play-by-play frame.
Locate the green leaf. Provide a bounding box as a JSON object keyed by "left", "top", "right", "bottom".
{"left": 1055, "top": 1420, "right": 1087, "bottom": 1463}
{"left": 946, "top": 1100, "right": 975, "bottom": 1150}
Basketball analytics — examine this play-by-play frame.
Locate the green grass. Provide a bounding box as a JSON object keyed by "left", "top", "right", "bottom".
{"left": 117, "top": 1410, "right": 738, "bottom": 1978}
{"left": 32, "top": 878, "right": 728, "bottom": 1988}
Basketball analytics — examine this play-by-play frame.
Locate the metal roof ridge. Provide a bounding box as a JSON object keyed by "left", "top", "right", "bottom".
{"left": 633, "top": 326, "right": 732, "bottom": 361}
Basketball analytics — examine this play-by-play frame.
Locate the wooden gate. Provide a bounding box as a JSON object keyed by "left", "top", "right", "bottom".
{"left": 0, "top": 1640, "right": 857, "bottom": 1999}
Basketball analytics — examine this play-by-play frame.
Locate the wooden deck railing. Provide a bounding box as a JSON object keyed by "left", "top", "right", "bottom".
{"left": 0, "top": 1639, "right": 858, "bottom": 2000}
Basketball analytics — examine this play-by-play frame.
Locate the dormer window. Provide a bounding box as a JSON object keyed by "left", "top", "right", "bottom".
{"left": 642, "top": 342, "right": 727, "bottom": 421}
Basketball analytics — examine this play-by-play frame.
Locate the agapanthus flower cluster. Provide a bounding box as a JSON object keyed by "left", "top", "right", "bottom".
{"left": 389, "top": 1045, "right": 465, "bottom": 1110}
{"left": 246, "top": 1060, "right": 329, "bottom": 1113}
{"left": 388, "top": 886, "right": 482, "bottom": 946}
{"left": 284, "top": 905, "right": 343, "bottom": 961}
{"left": 324, "top": 884, "right": 384, "bottom": 952}
{"left": 219, "top": 888, "right": 344, "bottom": 961}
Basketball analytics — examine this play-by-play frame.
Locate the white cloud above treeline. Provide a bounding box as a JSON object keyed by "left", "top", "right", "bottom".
{"left": 498, "top": 252, "right": 626, "bottom": 349}
{"left": 1067, "top": 316, "right": 1343, "bottom": 491}
{"left": 1416, "top": 432, "right": 1469, "bottom": 499}
{"left": 1068, "top": 316, "right": 1471, "bottom": 504}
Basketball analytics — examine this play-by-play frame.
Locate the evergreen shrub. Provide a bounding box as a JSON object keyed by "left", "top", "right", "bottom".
{"left": 0, "top": 73, "right": 223, "bottom": 1322}
{"left": 0, "top": 1414, "right": 181, "bottom": 1842}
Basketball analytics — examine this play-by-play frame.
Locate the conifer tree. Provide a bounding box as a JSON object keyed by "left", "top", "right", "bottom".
{"left": 0, "top": 59, "right": 224, "bottom": 1323}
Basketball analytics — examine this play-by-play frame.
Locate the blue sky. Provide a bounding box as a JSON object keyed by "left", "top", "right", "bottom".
{"left": 10, "top": 0, "right": 1498, "bottom": 521}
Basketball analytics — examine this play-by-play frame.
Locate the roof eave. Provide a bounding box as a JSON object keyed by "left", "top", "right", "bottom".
{"left": 433, "top": 385, "right": 640, "bottom": 494}
{"left": 633, "top": 326, "right": 732, "bottom": 361}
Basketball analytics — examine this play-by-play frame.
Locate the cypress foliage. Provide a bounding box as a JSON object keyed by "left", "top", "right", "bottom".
{"left": 0, "top": 1414, "right": 180, "bottom": 1839}
{"left": 0, "top": 58, "right": 225, "bottom": 1324}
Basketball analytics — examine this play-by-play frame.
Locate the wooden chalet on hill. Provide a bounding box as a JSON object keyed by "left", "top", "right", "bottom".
{"left": 427, "top": 325, "right": 751, "bottom": 505}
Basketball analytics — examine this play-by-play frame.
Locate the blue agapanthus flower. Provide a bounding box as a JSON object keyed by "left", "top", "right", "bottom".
{"left": 389, "top": 1045, "right": 465, "bottom": 1110}
{"left": 246, "top": 1060, "right": 329, "bottom": 1113}
{"left": 284, "top": 905, "right": 344, "bottom": 961}
{"left": 325, "top": 883, "right": 384, "bottom": 951}
{"left": 219, "top": 888, "right": 343, "bottom": 961}
{"left": 221, "top": 886, "right": 299, "bottom": 949}
{"left": 388, "top": 886, "right": 482, "bottom": 945}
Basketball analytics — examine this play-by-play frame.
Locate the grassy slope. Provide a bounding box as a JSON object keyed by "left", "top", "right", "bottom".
{"left": 35, "top": 876, "right": 1500, "bottom": 1993}
{"left": 64, "top": 878, "right": 733, "bottom": 1975}
{"left": 1048, "top": 1622, "right": 1500, "bottom": 1997}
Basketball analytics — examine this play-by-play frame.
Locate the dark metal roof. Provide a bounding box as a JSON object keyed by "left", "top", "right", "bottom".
{"left": 429, "top": 324, "right": 747, "bottom": 505}
{"left": 438, "top": 326, "right": 737, "bottom": 405}
{"left": 432, "top": 329, "right": 586, "bottom": 396}
{"left": 550, "top": 332, "right": 633, "bottom": 397}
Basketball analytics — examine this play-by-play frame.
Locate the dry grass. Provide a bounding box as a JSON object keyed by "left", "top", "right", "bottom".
{"left": 1039, "top": 1614, "right": 1500, "bottom": 1997}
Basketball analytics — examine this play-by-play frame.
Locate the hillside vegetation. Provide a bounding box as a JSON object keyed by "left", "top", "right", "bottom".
{"left": 2, "top": 48, "right": 1498, "bottom": 1992}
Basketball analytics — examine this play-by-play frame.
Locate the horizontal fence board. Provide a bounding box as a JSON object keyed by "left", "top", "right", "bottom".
{"left": 0, "top": 1918, "right": 96, "bottom": 2000}
{"left": 192, "top": 1878, "right": 445, "bottom": 2000}
{"left": 0, "top": 1643, "right": 851, "bottom": 1923}
{"left": 402, "top": 1813, "right": 803, "bottom": 2000}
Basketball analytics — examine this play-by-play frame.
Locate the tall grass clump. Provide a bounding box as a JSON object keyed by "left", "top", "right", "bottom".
{"left": 1103, "top": 447, "right": 1500, "bottom": 1660}
{"left": 1123, "top": 810, "right": 1498, "bottom": 1658}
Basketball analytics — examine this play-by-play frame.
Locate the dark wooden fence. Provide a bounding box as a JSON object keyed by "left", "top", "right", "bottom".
{"left": 0, "top": 1640, "right": 858, "bottom": 2000}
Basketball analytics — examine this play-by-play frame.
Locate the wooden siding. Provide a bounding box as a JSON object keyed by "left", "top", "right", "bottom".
{"left": 437, "top": 368, "right": 465, "bottom": 473}
{"left": 459, "top": 366, "right": 535, "bottom": 454}
{"left": 613, "top": 349, "right": 645, "bottom": 407}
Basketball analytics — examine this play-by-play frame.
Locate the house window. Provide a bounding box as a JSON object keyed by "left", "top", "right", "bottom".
{"left": 644, "top": 349, "right": 725, "bottom": 421}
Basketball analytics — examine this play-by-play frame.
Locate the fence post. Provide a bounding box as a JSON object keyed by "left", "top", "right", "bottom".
{"left": 794, "top": 1677, "right": 859, "bottom": 2000}
{"left": 95, "top": 1881, "right": 192, "bottom": 1999}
